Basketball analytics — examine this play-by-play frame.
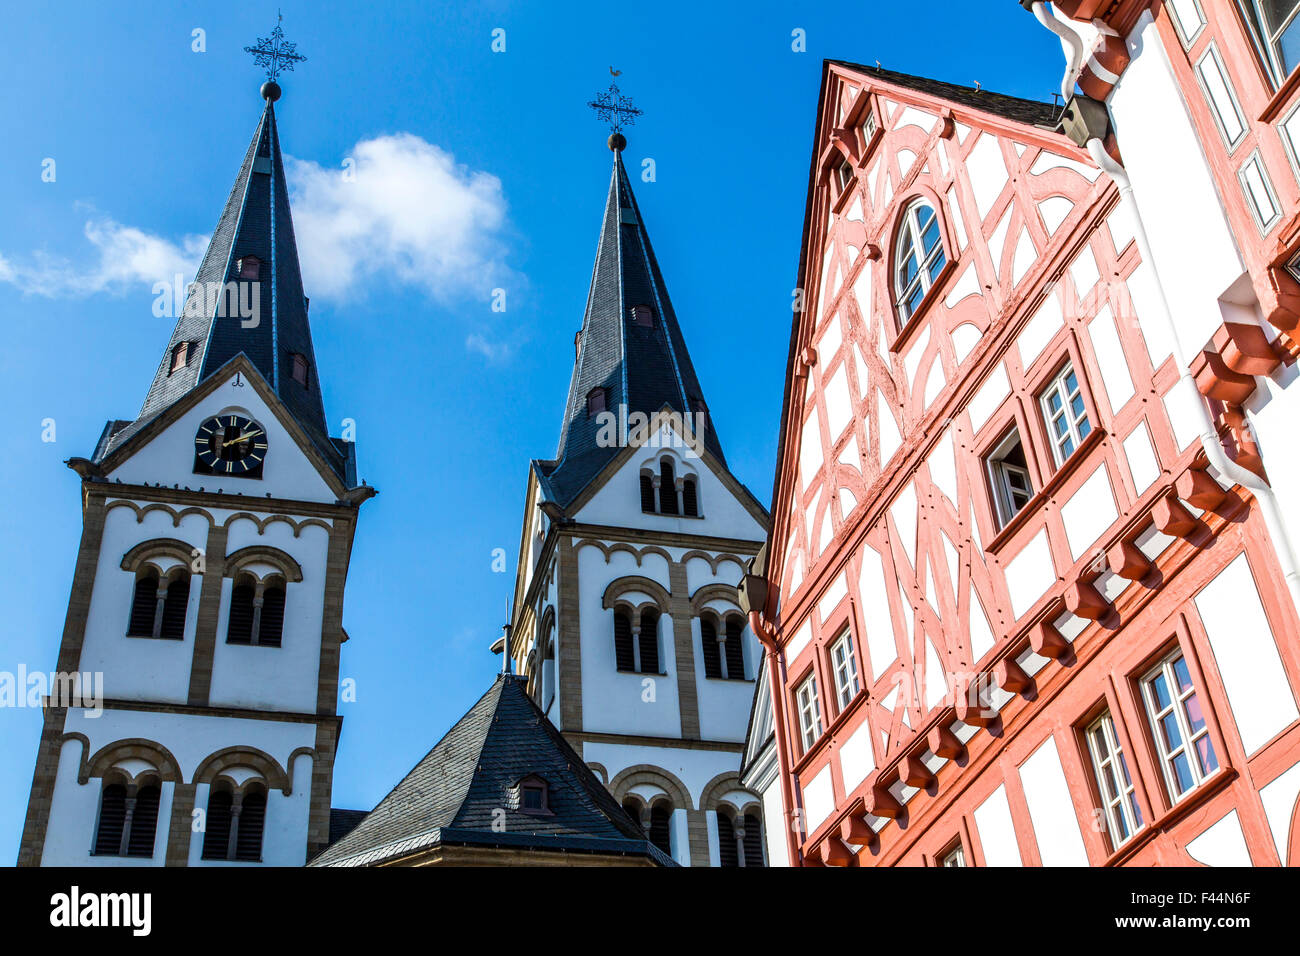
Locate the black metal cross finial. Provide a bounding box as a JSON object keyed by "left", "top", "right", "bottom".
{"left": 587, "top": 77, "right": 643, "bottom": 134}
{"left": 244, "top": 13, "right": 307, "bottom": 83}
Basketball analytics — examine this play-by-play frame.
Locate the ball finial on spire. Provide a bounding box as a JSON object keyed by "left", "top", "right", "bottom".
{"left": 261, "top": 80, "right": 282, "bottom": 103}
{"left": 608, "top": 132, "right": 627, "bottom": 152}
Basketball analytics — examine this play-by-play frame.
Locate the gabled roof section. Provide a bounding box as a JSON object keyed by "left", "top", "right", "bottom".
{"left": 310, "top": 675, "right": 672, "bottom": 866}
{"left": 544, "top": 148, "right": 726, "bottom": 507}
{"left": 828, "top": 60, "right": 1061, "bottom": 129}
{"left": 107, "top": 96, "right": 337, "bottom": 474}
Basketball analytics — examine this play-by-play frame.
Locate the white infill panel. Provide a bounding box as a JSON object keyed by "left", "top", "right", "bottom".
{"left": 973, "top": 784, "right": 1022, "bottom": 866}
{"left": 1018, "top": 736, "right": 1089, "bottom": 865}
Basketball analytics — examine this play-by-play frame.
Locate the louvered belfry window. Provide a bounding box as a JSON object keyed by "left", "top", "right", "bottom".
{"left": 159, "top": 574, "right": 190, "bottom": 640}
{"left": 659, "top": 460, "right": 678, "bottom": 515}
{"left": 717, "top": 812, "right": 739, "bottom": 867}
{"left": 127, "top": 573, "right": 159, "bottom": 637}
{"left": 259, "top": 586, "right": 286, "bottom": 647}
{"left": 640, "top": 473, "right": 656, "bottom": 512}
{"left": 614, "top": 609, "right": 635, "bottom": 672}
{"left": 125, "top": 785, "right": 161, "bottom": 857}
{"left": 724, "top": 617, "right": 746, "bottom": 680}
{"left": 93, "top": 784, "right": 127, "bottom": 855}
{"left": 681, "top": 477, "right": 698, "bottom": 517}
{"left": 227, "top": 584, "right": 256, "bottom": 644}
{"left": 700, "top": 618, "right": 723, "bottom": 679}
{"left": 743, "top": 811, "right": 765, "bottom": 866}
{"left": 638, "top": 609, "right": 660, "bottom": 674}
{"left": 235, "top": 790, "right": 266, "bottom": 862}
{"left": 201, "top": 790, "right": 233, "bottom": 860}
{"left": 649, "top": 805, "right": 672, "bottom": 855}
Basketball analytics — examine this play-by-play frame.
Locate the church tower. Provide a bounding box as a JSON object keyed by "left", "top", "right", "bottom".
{"left": 507, "top": 109, "right": 771, "bottom": 866}
{"left": 18, "top": 44, "right": 374, "bottom": 866}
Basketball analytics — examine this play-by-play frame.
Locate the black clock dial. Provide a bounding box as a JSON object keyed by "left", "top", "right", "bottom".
{"left": 194, "top": 414, "right": 268, "bottom": 474}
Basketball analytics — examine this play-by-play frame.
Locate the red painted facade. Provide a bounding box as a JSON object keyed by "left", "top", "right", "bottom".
{"left": 754, "top": 4, "right": 1300, "bottom": 867}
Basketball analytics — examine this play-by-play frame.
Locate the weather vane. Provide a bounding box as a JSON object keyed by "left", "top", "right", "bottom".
{"left": 244, "top": 12, "right": 307, "bottom": 84}
{"left": 587, "top": 73, "right": 643, "bottom": 136}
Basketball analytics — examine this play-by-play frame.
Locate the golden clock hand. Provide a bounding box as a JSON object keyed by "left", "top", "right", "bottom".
{"left": 223, "top": 429, "right": 264, "bottom": 447}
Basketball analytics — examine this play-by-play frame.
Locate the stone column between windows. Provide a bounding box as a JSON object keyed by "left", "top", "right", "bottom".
{"left": 686, "top": 809, "right": 711, "bottom": 867}
{"left": 187, "top": 523, "right": 229, "bottom": 706}
{"left": 164, "top": 782, "right": 196, "bottom": 866}
{"left": 556, "top": 535, "right": 584, "bottom": 733}
{"left": 20, "top": 490, "right": 109, "bottom": 867}
{"left": 667, "top": 561, "right": 701, "bottom": 739}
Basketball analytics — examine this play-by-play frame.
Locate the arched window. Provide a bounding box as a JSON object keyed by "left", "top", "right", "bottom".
{"left": 640, "top": 472, "right": 656, "bottom": 512}
{"left": 227, "top": 575, "right": 286, "bottom": 647}
{"left": 126, "top": 784, "right": 161, "bottom": 857}
{"left": 227, "top": 582, "right": 256, "bottom": 644}
{"left": 894, "top": 199, "right": 947, "bottom": 326}
{"left": 638, "top": 609, "right": 661, "bottom": 674}
{"left": 92, "top": 783, "right": 127, "bottom": 855}
{"left": 700, "top": 617, "right": 723, "bottom": 679}
{"left": 613, "top": 608, "right": 635, "bottom": 672}
{"left": 127, "top": 572, "right": 159, "bottom": 637}
{"left": 724, "top": 616, "right": 746, "bottom": 680}
{"left": 201, "top": 783, "right": 266, "bottom": 862}
{"left": 648, "top": 803, "right": 672, "bottom": 856}
{"left": 659, "top": 459, "right": 678, "bottom": 515}
{"left": 717, "top": 811, "right": 739, "bottom": 867}
{"left": 682, "top": 476, "right": 699, "bottom": 517}
{"left": 127, "top": 570, "right": 189, "bottom": 639}
{"left": 743, "top": 810, "right": 765, "bottom": 867}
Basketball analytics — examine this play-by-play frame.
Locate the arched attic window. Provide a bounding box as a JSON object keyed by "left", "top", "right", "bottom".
{"left": 638, "top": 608, "right": 661, "bottom": 674}
{"left": 648, "top": 802, "right": 672, "bottom": 856}
{"left": 201, "top": 780, "right": 267, "bottom": 862}
{"left": 640, "top": 472, "right": 656, "bottom": 513}
{"left": 717, "top": 810, "right": 739, "bottom": 867}
{"left": 681, "top": 475, "right": 699, "bottom": 517}
{"left": 894, "top": 198, "right": 947, "bottom": 327}
{"left": 226, "top": 573, "right": 287, "bottom": 647}
{"left": 700, "top": 617, "right": 723, "bottom": 680}
{"left": 743, "top": 810, "right": 765, "bottom": 867}
{"left": 724, "top": 616, "right": 746, "bottom": 681}
{"left": 659, "top": 459, "right": 679, "bottom": 515}
{"left": 614, "top": 608, "right": 636, "bottom": 672}
{"left": 92, "top": 773, "right": 161, "bottom": 858}
{"left": 613, "top": 606, "right": 661, "bottom": 674}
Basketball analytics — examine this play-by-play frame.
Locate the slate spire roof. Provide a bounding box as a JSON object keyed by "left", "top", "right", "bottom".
{"left": 539, "top": 147, "right": 726, "bottom": 506}
{"left": 310, "top": 675, "right": 673, "bottom": 866}
{"left": 98, "top": 95, "right": 346, "bottom": 477}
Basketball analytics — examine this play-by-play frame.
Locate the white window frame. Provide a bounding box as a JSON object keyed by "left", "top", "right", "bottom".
{"left": 986, "top": 427, "right": 1034, "bottom": 529}
{"left": 796, "top": 674, "right": 823, "bottom": 752}
{"left": 939, "top": 843, "right": 966, "bottom": 867}
{"left": 1238, "top": 0, "right": 1300, "bottom": 88}
{"left": 1280, "top": 100, "right": 1300, "bottom": 183}
{"left": 829, "top": 630, "right": 860, "bottom": 711}
{"left": 1194, "top": 43, "right": 1248, "bottom": 153}
{"left": 1140, "top": 650, "right": 1219, "bottom": 803}
{"left": 1239, "top": 150, "right": 1283, "bottom": 234}
{"left": 836, "top": 157, "right": 855, "bottom": 192}
{"left": 1039, "top": 362, "right": 1092, "bottom": 467}
{"left": 1169, "top": 0, "right": 1207, "bottom": 48}
{"left": 1084, "top": 711, "right": 1144, "bottom": 851}
{"left": 894, "top": 199, "right": 947, "bottom": 327}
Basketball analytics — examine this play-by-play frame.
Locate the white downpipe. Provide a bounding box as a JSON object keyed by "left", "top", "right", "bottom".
{"left": 1030, "top": 1, "right": 1086, "bottom": 104}
{"left": 1085, "top": 138, "right": 1300, "bottom": 611}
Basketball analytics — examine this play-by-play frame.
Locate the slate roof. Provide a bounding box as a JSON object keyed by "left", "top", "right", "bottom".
{"left": 96, "top": 97, "right": 348, "bottom": 483}
{"left": 326, "top": 808, "right": 368, "bottom": 847}
{"left": 541, "top": 149, "right": 727, "bottom": 507}
{"left": 309, "top": 675, "right": 674, "bottom": 866}
{"left": 828, "top": 60, "right": 1062, "bottom": 128}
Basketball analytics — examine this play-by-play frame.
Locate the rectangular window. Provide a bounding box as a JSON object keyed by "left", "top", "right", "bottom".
{"left": 1237, "top": 0, "right": 1300, "bottom": 88}
{"left": 939, "top": 843, "right": 966, "bottom": 867}
{"left": 985, "top": 426, "right": 1034, "bottom": 528}
{"left": 1281, "top": 101, "right": 1300, "bottom": 179}
{"left": 796, "top": 674, "right": 823, "bottom": 752}
{"left": 1169, "top": 0, "right": 1207, "bottom": 47}
{"left": 1039, "top": 362, "right": 1092, "bottom": 467}
{"left": 836, "top": 158, "right": 855, "bottom": 192}
{"left": 1085, "top": 711, "right": 1144, "bottom": 851}
{"left": 1239, "top": 151, "right": 1282, "bottom": 233}
{"left": 829, "top": 630, "right": 860, "bottom": 710}
{"left": 862, "top": 110, "right": 877, "bottom": 141}
{"left": 1140, "top": 650, "right": 1220, "bottom": 802}
{"left": 1194, "top": 44, "right": 1247, "bottom": 151}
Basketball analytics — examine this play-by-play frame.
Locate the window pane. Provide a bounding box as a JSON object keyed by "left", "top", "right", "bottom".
{"left": 1172, "top": 753, "right": 1194, "bottom": 794}
{"left": 1160, "top": 712, "right": 1184, "bottom": 751}
{"left": 1150, "top": 672, "right": 1171, "bottom": 710}
{"left": 921, "top": 218, "right": 940, "bottom": 253}
{"left": 1184, "top": 693, "right": 1207, "bottom": 734}
{"left": 1070, "top": 393, "right": 1086, "bottom": 420}
{"left": 928, "top": 249, "right": 947, "bottom": 280}
{"left": 1173, "top": 655, "right": 1194, "bottom": 693}
{"left": 1077, "top": 417, "right": 1092, "bottom": 441}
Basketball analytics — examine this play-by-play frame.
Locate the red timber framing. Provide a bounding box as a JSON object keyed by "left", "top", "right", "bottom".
{"left": 757, "top": 56, "right": 1300, "bottom": 867}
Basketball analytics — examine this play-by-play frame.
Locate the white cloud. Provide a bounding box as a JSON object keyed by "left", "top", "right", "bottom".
{"left": 286, "top": 133, "right": 516, "bottom": 303}
{"left": 465, "top": 333, "right": 515, "bottom": 364}
{"left": 0, "top": 133, "right": 517, "bottom": 316}
{"left": 0, "top": 218, "right": 205, "bottom": 298}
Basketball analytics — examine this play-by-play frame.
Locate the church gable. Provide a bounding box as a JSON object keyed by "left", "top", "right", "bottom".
{"left": 98, "top": 356, "right": 347, "bottom": 504}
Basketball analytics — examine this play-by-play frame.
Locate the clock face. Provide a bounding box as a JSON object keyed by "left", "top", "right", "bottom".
{"left": 194, "top": 414, "right": 268, "bottom": 474}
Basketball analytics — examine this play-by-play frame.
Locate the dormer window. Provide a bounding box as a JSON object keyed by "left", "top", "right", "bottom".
{"left": 632, "top": 304, "right": 655, "bottom": 328}
{"left": 236, "top": 256, "right": 261, "bottom": 280}
{"left": 289, "top": 352, "right": 309, "bottom": 387}
{"left": 587, "top": 387, "right": 607, "bottom": 418}
{"left": 168, "top": 341, "right": 193, "bottom": 375}
{"left": 862, "top": 109, "right": 877, "bottom": 142}
{"left": 516, "top": 775, "right": 551, "bottom": 815}
{"left": 836, "top": 157, "right": 855, "bottom": 192}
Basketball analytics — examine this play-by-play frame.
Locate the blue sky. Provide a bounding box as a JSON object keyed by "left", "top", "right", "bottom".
{"left": 0, "top": 1, "right": 1062, "bottom": 860}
